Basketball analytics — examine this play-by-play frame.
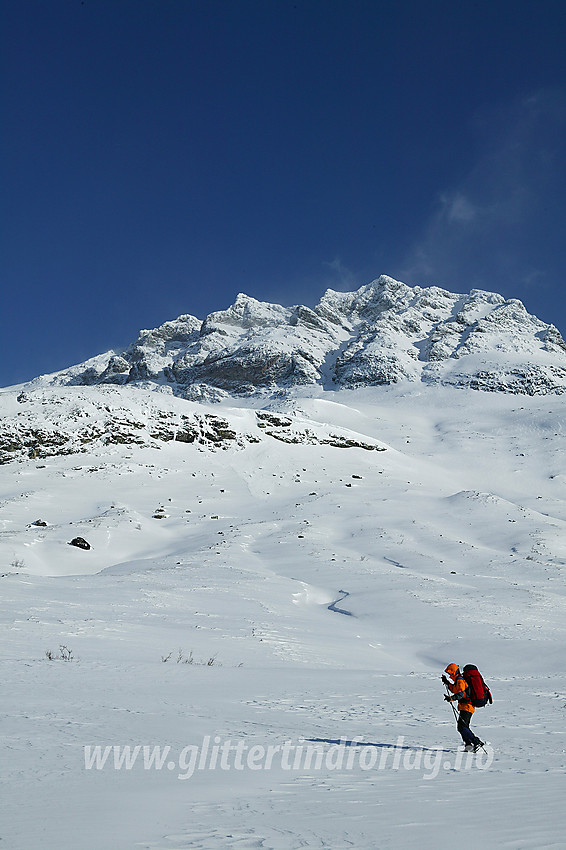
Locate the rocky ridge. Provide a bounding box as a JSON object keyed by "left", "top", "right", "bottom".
{"left": 0, "top": 388, "right": 385, "bottom": 466}
{"left": 31, "top": 275, "right": 566, "bottom": 398}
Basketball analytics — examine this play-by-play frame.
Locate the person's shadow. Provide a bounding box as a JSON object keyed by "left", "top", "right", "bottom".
{"left": 308, "top": 737, "right": 450, "bottom": 752}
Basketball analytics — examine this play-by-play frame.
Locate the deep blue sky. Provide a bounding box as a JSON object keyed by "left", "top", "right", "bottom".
{"left": 2, "top": 0, "right": 566, "bottom": 386}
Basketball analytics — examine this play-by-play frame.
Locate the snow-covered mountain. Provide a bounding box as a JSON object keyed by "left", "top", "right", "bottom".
{"left": 2, "top": 277, "right": 566, "bottom": 849}
{"left": 34, "top": 275, "right": 566, "bottom": 398}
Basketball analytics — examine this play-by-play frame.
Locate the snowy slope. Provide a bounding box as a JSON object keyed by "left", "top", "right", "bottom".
{"left": 1, "top": 378, "right": 565, "bottom": 849}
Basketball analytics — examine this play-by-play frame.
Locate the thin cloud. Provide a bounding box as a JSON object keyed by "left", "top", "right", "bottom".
{"left": 322, "top": 258, "right": 361, "bottom": 292}
{"left": 400, "top": 90, "right": 566, "bottom": 295}
{"left": 439, "top": 192, "right": 479, "bottom": 224}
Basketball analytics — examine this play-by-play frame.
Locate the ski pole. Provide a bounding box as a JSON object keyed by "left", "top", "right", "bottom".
{"left": 444, "top": 682, "right": 459, "bottom": 722}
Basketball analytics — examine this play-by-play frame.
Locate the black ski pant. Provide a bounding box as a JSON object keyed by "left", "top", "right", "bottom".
{"left": 457, "top": 710, "right": 482, "bottom": 747}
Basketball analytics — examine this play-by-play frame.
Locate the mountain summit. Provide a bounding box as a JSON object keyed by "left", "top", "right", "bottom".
{"left": 38, "top": 275, "right": 566, "bottom": 398}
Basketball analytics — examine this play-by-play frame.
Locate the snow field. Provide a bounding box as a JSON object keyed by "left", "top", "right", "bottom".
{"left": 1, "top": 384, "right": 565, "bottom": 848}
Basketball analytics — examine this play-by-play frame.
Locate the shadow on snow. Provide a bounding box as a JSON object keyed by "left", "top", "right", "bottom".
{"left": 308, "top": 737, "right": 450, "bottom": 753}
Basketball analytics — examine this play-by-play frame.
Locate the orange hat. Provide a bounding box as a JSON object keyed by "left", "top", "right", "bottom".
{"left": 444, "top": 663, "right": 460, "bottom": 678}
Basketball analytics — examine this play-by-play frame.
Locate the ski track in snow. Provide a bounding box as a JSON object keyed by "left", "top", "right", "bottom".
{"left": 327, "top": 589, "right": 353, "bottom": 616}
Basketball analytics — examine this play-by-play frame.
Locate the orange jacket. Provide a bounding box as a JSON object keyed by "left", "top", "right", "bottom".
{"left": 446, "top": 673, "right": 474, "bottom": 714}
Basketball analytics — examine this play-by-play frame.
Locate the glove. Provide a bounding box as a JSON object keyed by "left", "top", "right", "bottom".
{"left": 441, "top": 675, "right": 449, "bottom": 686}
{"left": 444, "top": 694, "right": 452, "bottom": 701}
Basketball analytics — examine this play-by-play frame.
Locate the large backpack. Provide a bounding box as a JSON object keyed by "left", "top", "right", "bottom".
{"left": 462, "top": 664, "right": 493, "bottom": 708}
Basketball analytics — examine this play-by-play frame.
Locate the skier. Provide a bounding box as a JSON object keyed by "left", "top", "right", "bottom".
{"left": 442, "top": 662, "right": 485, "bottom": 751}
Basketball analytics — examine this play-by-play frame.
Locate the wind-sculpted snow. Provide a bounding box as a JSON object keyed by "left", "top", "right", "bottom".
{"left": 32, "top": 275, "right": 566, "bottom": 397}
